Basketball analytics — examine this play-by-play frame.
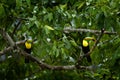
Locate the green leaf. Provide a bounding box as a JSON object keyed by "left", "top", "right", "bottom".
{"left": 45, "top": 25, "right": 54, "bottom": 30}
{"left": 35, "top": 20, "right": 40, "bottom": 28}
{"left": 93, "top": 73, "right": 100, "bottom": 77}
{"left": 56, "top": 49, "right": 59, "bottom": 57}
{"left": 77, "top": 2, "right": 85, "bottom": 10}
{"left": 0, "top": 4, "right": 5, "bottom": 18}
{"left": 16, "top": 0, "right": 22, "bottom": 8}
{"left": 61, "top": 48, "right": 65, "bottom": 54}
{"left": 70, "top": 40, "right": 78, "bottom": 47}
{"left": 60, "top": 4, "right": 67, "bottom": 11}
{"left": 47, "top": 13, "right": 53, "bottom": 22}
{"left": 26, "top": 0, "right": 31, "bottom": 7}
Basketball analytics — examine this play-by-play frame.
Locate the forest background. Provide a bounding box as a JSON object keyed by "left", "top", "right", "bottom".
{"left": 0, "top": 0, "right": 120, "bottom": 80}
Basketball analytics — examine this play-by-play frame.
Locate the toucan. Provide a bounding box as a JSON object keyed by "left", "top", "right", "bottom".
{"left": 82, "top": 37, "right": 95, "bottom": 62}
{"left": 24, "top": 39, "right": 32, "bottom": 63}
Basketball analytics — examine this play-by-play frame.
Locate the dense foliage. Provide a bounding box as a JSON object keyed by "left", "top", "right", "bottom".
{"left": 0, "top": 0, "right": 120, "bottom": 79}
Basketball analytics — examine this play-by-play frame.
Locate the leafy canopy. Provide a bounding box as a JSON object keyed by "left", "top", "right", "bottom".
{"left": 0, "top": 0, "right": 120, "bottom": 80}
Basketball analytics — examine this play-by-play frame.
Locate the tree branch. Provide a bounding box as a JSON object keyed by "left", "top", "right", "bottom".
{"left": 0, "top": 28, "right": 93, "bottom": 70}
{"left": 64, "top": 28, "right": 117, "bottom": 35}
{"left": 0, "top": 40, "right": 25, "bottom": 56}
{"left": 0, "top": 29, "right": 15, "bottom": 46}
{"left": 0, "top": 47, "right": 13, "bottom": 55}
{"left": 18, "top": 46, "right": 93, "bottom": 70}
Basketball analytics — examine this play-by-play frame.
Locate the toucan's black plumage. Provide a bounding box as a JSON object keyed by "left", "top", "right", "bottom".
{"left": 82, "top": 45, "right": 91, "bottom": 62}
{"left": 24, "top": 39, "right": 32, "bottom": 63}
{"left": 24, "top": 48, "right": 31, "bottom": 63}
{"left": 82, "top": 37, "right": 95, "bottom": 62}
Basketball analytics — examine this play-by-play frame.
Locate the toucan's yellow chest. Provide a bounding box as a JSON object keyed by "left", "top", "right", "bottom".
{"left": 25, "top": 42, "right": 32, "bottom": 49}
{"left": 82, "top": 40, "right": 89, "bottom": 47}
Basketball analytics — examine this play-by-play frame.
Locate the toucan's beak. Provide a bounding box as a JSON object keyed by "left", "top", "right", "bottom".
{"left": 84, "top": 37, "right": 96, "bottom": 42}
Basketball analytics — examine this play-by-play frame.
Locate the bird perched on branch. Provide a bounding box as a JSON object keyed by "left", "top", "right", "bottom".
{"left": 24, "top": 39, "right": 32, "bottom": 63}
{"left": 82, "top": 37, "right": 96, "bottom": 62}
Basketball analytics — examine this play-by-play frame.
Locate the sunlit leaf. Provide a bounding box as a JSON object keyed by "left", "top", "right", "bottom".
{"left": 45, "top": 25, "right": 54, "bottom": 30}
{"left": 77, "top": 2, "right": 85, "bottom": 10}
{"left": 60, "top": 4, "right": 67, "bottom": 11}
{"left": 70, "top": 40, "right": 78, "bottom": 47}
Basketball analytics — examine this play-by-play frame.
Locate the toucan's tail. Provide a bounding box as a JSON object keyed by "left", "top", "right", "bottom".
{"left": 24, "top": 48, "right": 31, "bottom": 63}
{"left": 25, "top": 58, "right": 29, "bottom": 63}
{"left": 86, "top": 55, "right": 91, "bottom": 62}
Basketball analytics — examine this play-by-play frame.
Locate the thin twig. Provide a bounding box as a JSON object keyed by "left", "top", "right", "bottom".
{"left": 85, "top": 28, "right": 104, "bottom": 56}
{"left": 64, "top": 28, "right": 117, "bottom": 35}
{"left": 97, "top": 35, "right": 119, "bottom": 46}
